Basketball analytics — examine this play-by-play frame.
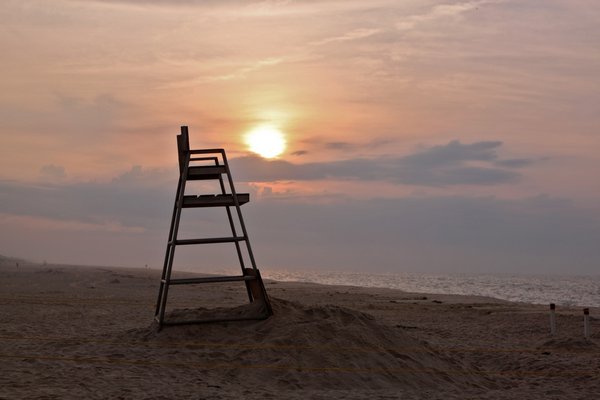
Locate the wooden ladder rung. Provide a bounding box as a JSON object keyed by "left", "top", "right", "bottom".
{"left": 171, "top": 236, "right": 246, "bottom": 245}
{"left": 164, "top": 275, "right": 256, "bottom": 285}
{"left": 186, "top": 165, "right": 226, "bottom": 180}
{"left": 182, "top": 194, "right": 249, "bottom": 208}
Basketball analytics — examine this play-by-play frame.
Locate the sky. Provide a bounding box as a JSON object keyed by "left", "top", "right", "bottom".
{"left": 1, "top": 0, "right": 599, "bottom": 275}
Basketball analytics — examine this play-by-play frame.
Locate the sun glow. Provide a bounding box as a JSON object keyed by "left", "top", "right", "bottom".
{"left": 244, "top": 125, "right": 286, "bottom": 158}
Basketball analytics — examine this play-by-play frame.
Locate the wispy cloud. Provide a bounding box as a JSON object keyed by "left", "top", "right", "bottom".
{"left": 199, "top": 24, "right": 381, "bottom": 83}
{"left": 396, "top": 0, "right": 496, "bottom": 31}
{"left": 204, "top": 57, "right": 285, "bottom": 82}
{"left": 311, "top": 28, "right": 382, "bottom": 46}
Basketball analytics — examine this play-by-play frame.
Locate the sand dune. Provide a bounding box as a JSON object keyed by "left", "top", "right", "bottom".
{"left": 131, "top": 298, "right": 489, "bottom": 392}
{"left": 1, "top": 263, "right": 598, "bottom": 399}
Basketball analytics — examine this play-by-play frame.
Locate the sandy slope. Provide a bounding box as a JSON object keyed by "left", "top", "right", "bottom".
{"left": 0, "top": 262, "right": 598, "bottom": 399}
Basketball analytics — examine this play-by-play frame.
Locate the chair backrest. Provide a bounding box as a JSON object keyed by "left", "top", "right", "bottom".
{"left": 177, "top": 126, "right": 190, "bottom": 173}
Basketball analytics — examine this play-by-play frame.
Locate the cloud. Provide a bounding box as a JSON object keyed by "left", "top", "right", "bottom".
{"left": 494, "top": 158, "right": 534, "bottom": 168}
{"left": 1, "top": 163, "right": 599, "bottom": 274}
{"left": 232, "top": 140, "right": 533, "bottom": 186}
{"left": 40, "top": 164, "right": 67, "bottom": 180}
{"left": 0, "top": 141, "right": 534, "bottom": 246}
{"left": 242, "top": 194, "right": 600, "bottom": 274}
{"left": 325, "top": 142, "right": 355, "bottom": 150}
{"left": 311, "top": 28, "right": 382, "bottom": 46}
{"left": 204, "top": 57, "right": 285, "bottom": 82}
{"left": 72, "top": 0, "right": 386, "bottom": 17}
{"left": 27, "top": 93, "right": 130, "bottom": 147}
{"left": 400, "top": 140, "right": 501, "bottom": 167}
{"left": 69, "top": 0, "right": 246, "bottom": 7}
{"left": 396, "top": 0, "right": 492, "bottom": 31}
{"left": 0, "top": 166, "right": 174, "bottom": 231}
{"left": 302, "top": 137, "right": 398, "bottom": 153}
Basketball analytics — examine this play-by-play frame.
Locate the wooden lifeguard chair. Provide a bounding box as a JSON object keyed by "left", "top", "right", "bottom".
{"left": 154, "top": 126, "right": 273, "bottom": 328}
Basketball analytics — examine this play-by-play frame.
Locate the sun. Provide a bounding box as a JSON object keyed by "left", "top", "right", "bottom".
{"left": 244, "top": 125, "right": 286, "bottom": 158}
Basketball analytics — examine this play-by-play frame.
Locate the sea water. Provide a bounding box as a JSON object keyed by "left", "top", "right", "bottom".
{"left": 262, "top": 269, "right": 600, "bottom": 308}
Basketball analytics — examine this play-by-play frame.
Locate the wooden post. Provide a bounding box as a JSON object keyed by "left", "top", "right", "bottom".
{"left": 549, "top": 303, "right": 556, "bottom": 336}
{"left": 584, "top": 308, "right": 590, "bottom": 340}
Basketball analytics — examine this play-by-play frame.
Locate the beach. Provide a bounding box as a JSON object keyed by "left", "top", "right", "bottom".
{"left": 1, "top": 262, "right": 598, "bottom": 399}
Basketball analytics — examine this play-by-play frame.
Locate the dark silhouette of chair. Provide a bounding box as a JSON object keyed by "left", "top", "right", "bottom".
{"left": 154, "top": 126, "right": 272, "bottom": 328}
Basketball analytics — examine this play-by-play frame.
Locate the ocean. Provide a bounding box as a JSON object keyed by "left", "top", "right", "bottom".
{"left": 261, "top": 269, "right": 600, "bottom": 308}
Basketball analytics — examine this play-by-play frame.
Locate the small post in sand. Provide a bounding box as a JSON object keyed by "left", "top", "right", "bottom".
{"left": 584, "top": 308, "right": 590, "bottom": 340}
{"left": 549, "top": 303, "right": 556, "bottom": 336}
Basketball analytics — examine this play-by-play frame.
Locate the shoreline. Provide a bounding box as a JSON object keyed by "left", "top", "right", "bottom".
{"left": 3, "top": 260, "right": 598, "bottom": 311}
{"left": 0, "top": 260, "right": 526, "bottom": 305}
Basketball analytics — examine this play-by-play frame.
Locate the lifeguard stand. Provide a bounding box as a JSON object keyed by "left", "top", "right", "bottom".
{"left": 154, "top": 126, "right": 272, "bottom": 328}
